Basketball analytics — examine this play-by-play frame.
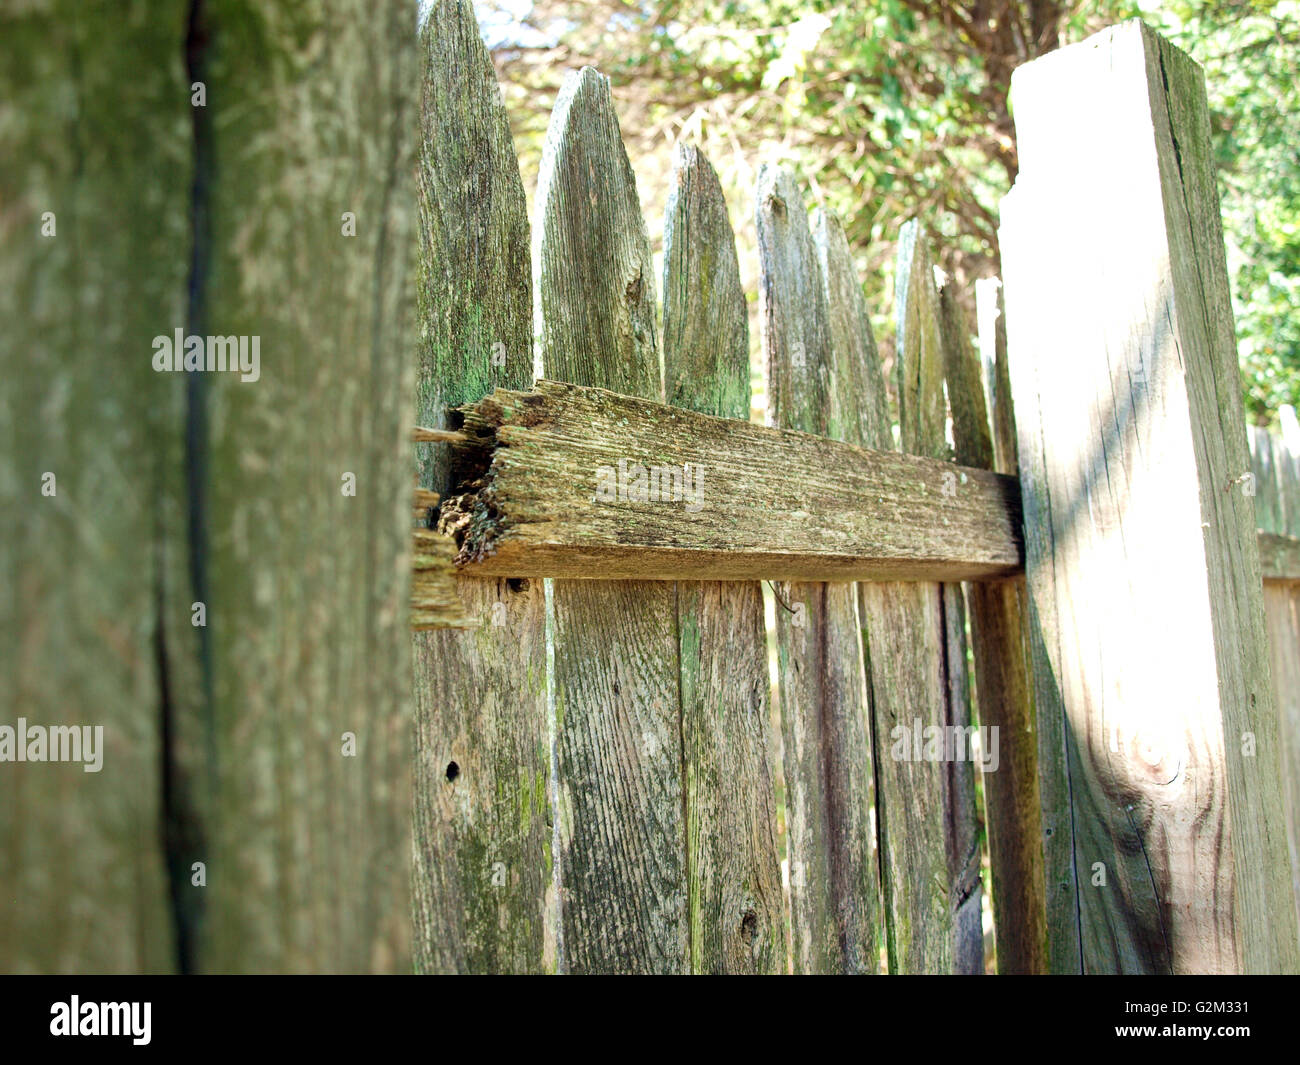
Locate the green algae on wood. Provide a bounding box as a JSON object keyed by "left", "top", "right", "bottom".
{"left": 665, "top": 144, "right": 784, "bottom": 973}
{"left": 536, "top": 66, "right": 686, "bottom": 972}
{"left": 412, "top": 0, "right": 550, "bottom": 974}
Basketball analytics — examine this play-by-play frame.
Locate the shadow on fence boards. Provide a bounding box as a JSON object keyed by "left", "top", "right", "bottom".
{"left": 3, "top": 0, "right": 1298, "bottom": 974}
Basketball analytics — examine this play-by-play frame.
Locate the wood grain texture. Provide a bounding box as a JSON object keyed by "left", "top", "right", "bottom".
{"left": 1250, "top": 424, "right": 1300, "bottom": 539}
{"left": 758, "top": 168, "right": 832, "bottom": 435}
{"left": 1001, "top": 19, "right": 1299, "bottom": 973}
{"left": 758, "top": 168, "right": 877, "bottom": 973}
{"left": 174, "top": 0, "right": 418, "bottom": 973}
{"left": 976, "top": 279, "right": 1019, "bottom": 478}
{"left": 895, "top": 222, "right": 948, "bottom": 462}
{"left": 537, "top": 67, "right": 686, "bottom": 973}
{"left": 814, "top": 209, "right": 892, "bottom": 453}
{"left": 1252, "top": 425, "right": 1300, "bottom": 578}
{"left": 412, "top": 573, "right": 549, "bottom": 972}
{"left": 664, "top": 145, "right": 784, "bottom": 973}
{"left": 412, "top": 0, "right": 550, "bottom": 974}
{"left": 945, "top": 272, "right": 1048, "bottom": 973}
{"left": 939, "top": 283, "right": 994, "bottom": 471}
{"left": 0, "top": 0, "right": 189, "bottom": 973}
{"left": 442, "top": 382, "right": 1024, "bottom": 582}
{"left": 865, "top": 221, "right": 980, "bottom": 973}
{"left": 663, "top": 144, "right": 751, "bottom": 420}
{"left": 411, "top": 528, "right": 470, "bottom": 630}
{"left": 3, "top": 0, "right": 418, "bottom": 975}
{"left": 812, "top": 205, "right": 894, "bottom": 973}
{"left": 536, "top": 69, "right": 660, "bottom": 402}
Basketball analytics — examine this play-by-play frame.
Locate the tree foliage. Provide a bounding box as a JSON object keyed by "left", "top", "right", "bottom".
{"left": 482, "top": 0, "right": 1300, "bottom": 423}
{"left": 1152, "top": 1, "right": 1300, "bottom": 423}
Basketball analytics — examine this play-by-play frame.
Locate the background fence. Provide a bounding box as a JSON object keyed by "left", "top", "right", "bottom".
{"left": 1254, "top": 421, "right": 1300, "bottom": 932}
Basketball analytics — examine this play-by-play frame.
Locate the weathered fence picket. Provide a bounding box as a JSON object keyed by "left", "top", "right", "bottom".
{"left": 1252, "top": 422, "right": 1300, "bottom": 930}
{"left": 815, "top": 210, "right": 893, "bottom": 453}
{"left": 757, "top": 167, "right": 878, "bottom": 973}
{"left": 810, "top": 205, "right": 895, "bottom": 974}
{"left": 976, "top": 275, "right": 1084, "bottom": 974}
{"left": 811, "top": 205, "right": 893, "bottom": 972}
{"left": 1000, "top": 19, "right": 1300, "bottom": 973}
{"left": 945, "top": 274, "right": 1048, "bottom": 973}
{"left": 869, "top": 222, "right": 981, "bottom": 973}
{"left": 536, "top": 67, "right": 687, "bottom": 973}
{"left": 412, "top": 0, "right": 550, "bottom": 974}
{"left": 968, "top": 277, "right": 1051, "bottom": 974}
{"left": 664, "top": 145, "right": 785, "bottom": 973}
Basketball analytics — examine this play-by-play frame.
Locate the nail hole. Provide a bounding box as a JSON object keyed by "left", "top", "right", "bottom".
{"left": 446, "top": 761, "right": 460, "bottom": 782}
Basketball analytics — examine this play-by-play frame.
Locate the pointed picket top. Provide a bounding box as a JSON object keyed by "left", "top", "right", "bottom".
{"left": 663, "top": 143, "right": 750, "bottom": 419}
{"left": 812, "top": 206, "right": 892, "bottom": 450}
{"left": 756, "top": 164, "right": 832, "bottom": 434}
{"left": 938, "top": 278, "right": 995, "bottom": 470}
{"left": 536, "top": 64, "right": 684, "bottom": 973}
{"left": 417, "top": 0, "right": 533, "bottom": 493}
{"left": 895, "top": 220, "right": 947, "bottom": 459}
{"left": 535, "top": 65, "right": 660, "bottom": 398}
{"left": 976, "top": 277, "right": 1019, "bottom": 476}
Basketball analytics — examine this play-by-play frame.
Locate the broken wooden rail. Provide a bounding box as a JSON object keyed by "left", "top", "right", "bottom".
{"left": 410, "top": 381, "right": 1300, "bottom": 628}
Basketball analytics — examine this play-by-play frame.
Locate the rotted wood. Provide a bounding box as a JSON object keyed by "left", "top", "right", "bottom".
{"left": 411, "top": 527, "right": 470, "bottom": 631}
{"left": 434, "top": 381, "right": 1024, "bottom": 583}
{"left": 412, "top": 394, "right": 1295, "bottom": 599}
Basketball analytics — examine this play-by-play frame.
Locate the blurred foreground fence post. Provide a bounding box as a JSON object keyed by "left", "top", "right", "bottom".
{"left": 1000, "top": 19, "right": 1300, "bottom": 973}
{"left": 1, "top": 0, "right": 418, "bottom": 973}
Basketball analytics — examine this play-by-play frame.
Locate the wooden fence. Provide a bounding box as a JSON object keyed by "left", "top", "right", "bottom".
{"left": 410, "top": 10, "right": 1300, "bottom": 974}
{"left": 4, "top": 1, "right": 1298, "bottom": 975}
